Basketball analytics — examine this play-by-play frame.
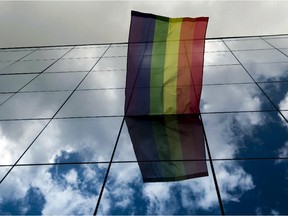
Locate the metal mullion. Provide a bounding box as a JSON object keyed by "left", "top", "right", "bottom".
{"left": 200, "top": 114, "right": 225, "bottom": 215}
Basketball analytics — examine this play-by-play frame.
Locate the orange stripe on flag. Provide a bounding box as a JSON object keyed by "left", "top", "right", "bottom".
{"left": 177, "top": 19, "right": 195, "bottom": 114}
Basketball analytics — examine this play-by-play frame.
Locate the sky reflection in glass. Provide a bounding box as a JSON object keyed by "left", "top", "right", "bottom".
{"left": 1, "top": 35, "right": 288, "bottom": 215}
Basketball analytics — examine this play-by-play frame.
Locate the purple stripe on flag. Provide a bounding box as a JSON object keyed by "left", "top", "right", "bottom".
{"left": 126, "top": 12, "right": 155, "bottom": 115}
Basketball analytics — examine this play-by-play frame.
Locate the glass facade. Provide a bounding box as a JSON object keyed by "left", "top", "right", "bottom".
{"left": 1, "top": 35, "right": 288, "bottom": 215}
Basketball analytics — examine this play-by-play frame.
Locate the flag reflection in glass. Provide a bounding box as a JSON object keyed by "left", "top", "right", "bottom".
{"left": 125, "top": 115, "right": 208, "bottom": 182}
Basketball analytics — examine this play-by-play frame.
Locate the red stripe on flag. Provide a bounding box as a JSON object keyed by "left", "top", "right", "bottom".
{"left": 177, "top": 18, "right": 196, "bottom": 114}
{"left": 189, "top": 18, "right": 208, "bottom": 113}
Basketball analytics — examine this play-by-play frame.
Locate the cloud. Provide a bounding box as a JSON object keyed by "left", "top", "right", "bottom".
{"left": 279, "top": 92, "right": 288, "bottom": 111}
{"left": 277, "top": 142, "right": 288, "bottom": 159}
{"left": 0, "top": 120, "right": 48, "bottom": 165}
{"left": 143, "top": 183, "right": 176, "bottom": 214}
{"left": 201, "top": 84, "right": 263, "bottom": 113}
{"left": 275, "top": 141, "right": 288, "bottom": 165}
{"left": 277, "top": 92, "right": 288, "bottom": 122}
{"left": 256, "top": 207, "right": 280, "bottom": 215}
{"left": 271, "top": 209, "right": 280, "bottom": 215}
{"left": 215, "top": 162, "right": 254, "bottom": 202}
{"left": 98, "top": 159, "right": 255, "bottom": 215}
{"left": 0, "top": 164, "right": 104, "bottom": 214}
{"left": 244, "top": 63, "right": 288, "bottom": 82}
{"left": 19, "top": 117, "right": 122, "bottom": 165}
{"left": 63, "top": 169, "right": 78, "bottom": 186}
{"left": 99, "top": 163, "right": 142, "bottom": 214}
{"left": 1, "top": 1, "right": 288, "bottom": 48}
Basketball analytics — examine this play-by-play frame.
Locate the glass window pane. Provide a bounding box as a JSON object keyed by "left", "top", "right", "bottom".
{"left": 259, "top": 82, "right": 288, "bottom": 110}
{"left": 98, "top": 162, "right": 221, "bottom": 215}
{"left": 0, "top": 91, "right": 71, "bottom": 120}
{"left": 233, "top": 49, "right": 288, "bottom": 64}
{"left": 224, "top": 38, "right": 272, "bottom": 50}
{"left": 92, "top": 57, "right": 126, "bottom": 71}
{"left": 281, "top": 110, "right": 288, "bottom": 120}
{"left": 45, "top": 59, "right": 98, "bottom": 72}
{"left": 20, "top": 117, "right": 122, "bottom": 164}
{"left": 22, "top": 48, "right": 71, "bottom": 60}
{"left": 0, "top": 164, "right": 108, "bottom": 214}
{"left": 0, "top": 50, "right": 33, "bottom": 61}
{"left": 204, "top": 52, "right": 239, "bottom": 66}
{"left": 113, "top": 123, "right": 137, "bottom": 162}
{"left": 214, "top": 160, "right": 288, "bottom": 215}
{"left": 264, "top": 37, "right": 288, "bottom": 49}
{"left": 205, "top": 40, "right": 229, "bottom": 52}
{"left": 0, "top": 74, "right": 37, "bottom": 93}
{"left": 279, "top": 48, "right": 288, "bottom": 56}
{"left": 103, "top": 45, "right": 127, "bottom": 57}
{"left": 63, "top": 47, "right": 108, "bottom": 58}
{"left": 0, "top": 120, "right": 48, "bottom": 165}
{"left": 78, "top": 71, "right": 126, "bottom": 90}
{"left": 200, "top": 84, "right": 275, "bottom": 112}
{"left": 244, "top": 62, "right": 288, "bottom": 82}
{"left": 202, "top": 112, "right": 288, "bottom": 159}
{"left": 0, "top": 60, "right": 56, "bottom": 74}
{"left": 0, "top": 61, "right": 14, "bottom": 71}
{"left": 56, "top": 89, "right": 124, "bottom": 117}
{"left": 21, "top": 72, "right": 86, "bottom": 92}
{"left": 0, "top": 167, "right": 10, "bottom": 180}
{"left": 0, "top": 94, "right": 13, "bottom": 104}
{"left": 203, "top": 65, "right": 253, "bottom": 84}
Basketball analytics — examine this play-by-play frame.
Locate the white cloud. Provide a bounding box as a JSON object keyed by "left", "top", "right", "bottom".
{"left": 97, "top": 159, "right": 255, "bottom": 215}
{"left": 277, "top": 142, "right": 288, "bottom": 159}
{"left": 201, "top": 84, "right": 262, "bottom": 114}
{"left": 244, "top": 63, "right": 288, "bottom": 82}
{"left": 0, "top": 120, "right": 48, "bottom": 165}
{"left": 99, "top": 163, "right": 141, "bottom": 213}
{"left": 279, "top": 92, "right": 288, "bottom": 111}
{"left": 19, "top": 117, "right": 122, "bottom": 165}
{"left": 215, "top": 162, "right": 254, "bottom": 202}
{"left": 180, "top": 176, "right": 218, "bottom": 211}
{"left": 0, "top": 164, "right": 103, "bottom": 214}
{"left": 275, "top": 141, "right": 288, "bottom": 165}
{"left": 277, "top": 92, "right": 288, "bottom": 122}
{"left": 271, "top": 209, "right": 280, "bottom": 215}
{"left": 63, "top": 169, "right": 78, "bottom": 186}
{"left": 256, "top": 207, "right": 280, "bottom": 215}
{"left": 143, "top": 183, "right": 175, "bottom": 214}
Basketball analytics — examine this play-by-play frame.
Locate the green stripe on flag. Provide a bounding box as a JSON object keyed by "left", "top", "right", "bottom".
{"left": 150, "top": 18, "right": 169, "bottom": 114}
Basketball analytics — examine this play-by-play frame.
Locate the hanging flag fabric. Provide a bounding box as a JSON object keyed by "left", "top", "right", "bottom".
{"left": 125, "top": 11, "right": 209, "bottom": 183}
{"left": 125, "top": 11, "right": 209, "bottom": 115}
{"left": 125, "top": 115, "right": 208, "bottom": 182}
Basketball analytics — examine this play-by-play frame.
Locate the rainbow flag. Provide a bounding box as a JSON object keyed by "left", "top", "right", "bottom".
{"left": 125, "top": 115, "right": 208, "bottom": 182}
{"left": 125, "top": 11, "right": 208, "bottom": 115}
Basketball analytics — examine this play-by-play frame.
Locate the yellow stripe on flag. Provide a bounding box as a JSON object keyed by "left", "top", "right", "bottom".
{"left": 163, "top": 18, "right": 182, "bottom": 114}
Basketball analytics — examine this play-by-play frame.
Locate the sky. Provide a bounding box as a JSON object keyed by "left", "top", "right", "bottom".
{"left": 0, "top": 1, "right": 288, "bottom": 48}
{"left": 1, "top": 3, "right": 288, "bottom": 214}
